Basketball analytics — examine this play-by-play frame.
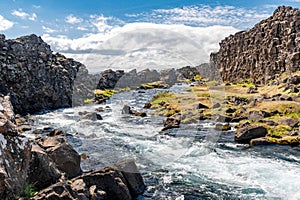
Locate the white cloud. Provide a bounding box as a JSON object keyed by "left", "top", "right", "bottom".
{"left": 42, "top": 23, "right": 238, "bottom": 73}
{"left": 29, "top": 13, "right": 37, "bottom": 21}
{"left": 0, "top": 15, "right": 14, "bottom": 31}
{"left": 65, "top": 14, "right": 83, "bottom": 24}
{"left": 33, "top": 5, "right": 41, "bottom": 9}
{"left": 11, "top": 9, "right": 37, "bottom": 21}
{"left": 126, "top": 5, "right": 272, "bottom": 29}
{"left": 89, "top": 15, "right": 124, "bottom": 33}
{"left": 42, "top": 26, "right": 56, "bottom": 33}
{"left": 11, "top": 10, "right": 29, "bottom": 19}
{"left": 77, "top": 26, "right": 88, "bottom": 31}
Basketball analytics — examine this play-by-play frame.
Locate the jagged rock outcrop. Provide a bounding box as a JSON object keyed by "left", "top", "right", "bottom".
{"left": 0, "top": 95, "right": 31, "bottom": 199}
{"left": 0, "top": 34, "right": 88, "bottom": 114}
{"left": 211, "top": 6, "right": 300, "bottom": 84}
{"left": 32, "top": 160, "right": 145, "bottom": 200}
{"left": 116, "top": 68, "right": 161, "bottom": 89}
{"left": 97, "top": 69, "right": 125, "bottom": 90}
{"left": 97, "top": 66, "right": 204, "bottom": 91}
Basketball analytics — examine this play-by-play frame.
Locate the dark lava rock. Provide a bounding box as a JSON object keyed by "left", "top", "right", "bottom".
{"left": 235, "top": 125, "right": 268, "bottom": 143}
{"left": 214, "top": 123, "right": 231, "bottom": 131}
{"left": 247, "top": 87, "right": 258, "bottom": 94}
{"left": 248, "top": 110, "right": 271, "bottom": 122}
{"left": 39, "top": 137, "right": 81, "bottom": 178}
{"left": 79, "top": 111, "right": 103, "bottom": 121}
{"left": 122, "top": 105, "right": 133, "bottom": 115}
{"left": 214, "top": 114, "right": 233, "bottom": 123}
{"left": 225, "top": 108, "right": 237, "bottom": 114}
{"left": 0, "top": 95, "right": 31, "bottom": 199}
{"left": 197, "top": 103, "right": 209, "bottom": 109}
{"left": 28, "top": 144, "right": 62, "bottom": 190}
{"left": 122, "top": 105, "right": 147, "bottom": 117}
{"left": 231, "top": 116, "right": 248, "bottom": 123}
{"left": 287, "top": 75, "right": 300, "bottom": 85}
{"left": 289, "top": 130, "right": 300, "bottom": 136}
{"left": 258, "top": 120, "right": 278, "bottom": 126}
{"left": 278, "top": 118, "right": 299, "bottom": 128}
{"left": 212, "top": 103, "right": 221, "bottom": 109}
{"left": 162, "top": 113, "right": 181, "bottom": 131}
{"left": 96, "top": 69, "right": 125, "bottom": 90}
{"left": 0, "top": 34, "right": 86, "bottom": 115}
{"left": 143, "top": 102, "right": 152, "bottom": 109}
{"left": 32, "top": 160, "right": 145, "bottom": 200}
{"left": 227, "top": 96, "right": 248, "bottom": 106}
{"left": 113, "top": 160, "right": 146, "bottom": 197}
{"left": 211, "top": 6, "right": 300, "bottom": 84}
{"left": 250, "top": 137, "right": 272, "bottom": 146}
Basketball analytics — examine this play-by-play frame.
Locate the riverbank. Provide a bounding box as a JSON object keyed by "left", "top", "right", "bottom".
{"left": 144, "top": 71, "right": 300, "bottom": 147}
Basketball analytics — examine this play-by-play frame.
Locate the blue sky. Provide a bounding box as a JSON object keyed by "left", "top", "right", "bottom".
{"left": 0, "top": 0, "right": 299, "bottom": 72}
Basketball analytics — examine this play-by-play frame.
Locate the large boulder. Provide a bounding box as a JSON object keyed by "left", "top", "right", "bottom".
{"left": 27, "top": 144, "right": 62, "bottom": 190}
{"left": 97, "top": 69, "right": 125, "bottom": 90}
{"left": 0, "top": 95, "right": 31, "bottom": 199}
{"left": 39, "top": 137, "right": 81, "bottom": 178}
{"left": 32, "top": 160, "right": 145, "bottom": 200}
{"left": 235, "top": 125, "right": 268, "bottom": 143}
{"left": 0, "top": 34, "right": 86, "bottom": 114}
{"left": 162, "top": 113, "right": 181, "bottom": 131}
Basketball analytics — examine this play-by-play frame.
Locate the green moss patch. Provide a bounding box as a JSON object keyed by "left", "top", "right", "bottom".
{"left": 139, "top": 81, "right": 168, "bottom": 89}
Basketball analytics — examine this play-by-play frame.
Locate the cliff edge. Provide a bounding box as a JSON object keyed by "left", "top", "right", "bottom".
{"left": 0, "top": 34, "right": 88, "bottom": 114}
{"left": 211, "top": 6, "right": 300, "bottom": 84}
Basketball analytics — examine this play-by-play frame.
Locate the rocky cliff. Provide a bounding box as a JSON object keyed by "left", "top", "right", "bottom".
{"left": 0, "top": 34, "right": 87, "bottom": 114}
{"left": 211, "top": 6, "right": 300, "bottom": 84}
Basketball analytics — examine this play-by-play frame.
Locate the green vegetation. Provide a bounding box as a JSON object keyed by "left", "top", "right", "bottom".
{"left": 22, "top": 183, "right": 38, "bottom": 198}
{"left": 193, "top": 74, "right": 202, "bottom": 81}
{"left": 94, "top": 89, "right": 115, "bottom": 98}
{"left": 116, "top": 87, "right": 131, "bottom": 92}
{"left": 84, "top": 98, "right": 94, "bottom": 104}
{"left": 139, "top": 81, "right": 168, "bottom": 89}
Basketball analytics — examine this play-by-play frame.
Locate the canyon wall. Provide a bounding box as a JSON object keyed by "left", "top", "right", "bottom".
{"left": 211, "top": 6, "right": 300, "bottom": 84}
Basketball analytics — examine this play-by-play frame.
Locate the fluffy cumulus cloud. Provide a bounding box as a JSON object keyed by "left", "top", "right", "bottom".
{"left": 0, "top": 15, "right": 14, "bottom": 31}
{"left": 42, "top": 4, "right": 273, "bottom": 73}
{"left": 11, "top": 9, "right": 37, "bottom": 21}
{"left": 43, "top": 23, "right": 238, "bottom": 73}
{"left": 65, "top": 14, "right": 83, "bottom": 24}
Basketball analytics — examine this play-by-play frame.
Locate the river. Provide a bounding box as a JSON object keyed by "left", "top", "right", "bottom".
{"left": 31, "top": 84, "right": 300, "bottom": 200}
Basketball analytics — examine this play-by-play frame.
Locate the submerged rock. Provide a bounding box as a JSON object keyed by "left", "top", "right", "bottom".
{"left": 122, "top": 105, "right": 147, "bottom": 117}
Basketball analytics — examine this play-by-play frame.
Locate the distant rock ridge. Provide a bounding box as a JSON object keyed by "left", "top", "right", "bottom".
{"left": 0, "top": 34, "right": 90, "bottom": 114}
{"left": 211, "top": 6, "right": 300, "bottom": 84}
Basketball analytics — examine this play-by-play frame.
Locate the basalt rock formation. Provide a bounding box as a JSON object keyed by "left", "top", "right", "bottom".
{"left": 0, "top": 34, "right": 88, "bottom": 114}
{"left": 0, "top": 95, "right": 31, "bottom": 199}
{"left": 211, "top": 6, "right": 300, "bottom": 84}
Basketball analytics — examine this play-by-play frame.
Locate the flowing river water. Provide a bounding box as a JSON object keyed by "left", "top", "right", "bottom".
{"left": 31, "top": 84, "right": 300, "bottom": 200}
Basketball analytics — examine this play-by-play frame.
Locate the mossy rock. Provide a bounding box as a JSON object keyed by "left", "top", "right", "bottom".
{"left": 139, "top": 81, "right": 168, "bottom": 89}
